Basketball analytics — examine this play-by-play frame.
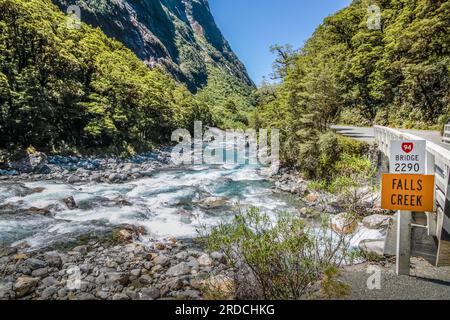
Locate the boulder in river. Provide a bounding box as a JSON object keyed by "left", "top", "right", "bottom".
{"left": 362, "top": 214, "right": 391, "bottom": 230}
{"left": 197, "top": 197, "right": 228, "bottom": 209}
{"left": 10, "top": 152, "right": 48, "bottom": 174}
{"left": 24, "top": 207, "right": 52, "bottom": 216}
{"left": 331, "top": 213, "right": 358, "bottom": 235}
{"left": 67, "top": 175, "right": 81, "bottom": 184}
{"left": 63, "top": 196, "right": 77, "bottom": 210}
{"left": 359, "top": 239, "right": 385, "bottom": 257}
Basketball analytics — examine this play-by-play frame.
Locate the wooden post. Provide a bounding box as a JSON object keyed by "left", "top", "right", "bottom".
{"left": 396, "top": 210, "right": 412, "bottom": 275}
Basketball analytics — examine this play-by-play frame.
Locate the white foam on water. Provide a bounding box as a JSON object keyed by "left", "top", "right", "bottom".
{"left": 0, "top": 159, "right": 300, "bottom": 248}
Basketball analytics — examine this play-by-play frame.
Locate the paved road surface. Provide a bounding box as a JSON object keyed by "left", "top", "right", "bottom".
{"left": 332, "top": 125, "right": 450, "bottom": 150}
{"left": 338, "top": 258, "right": 450, "bottom": 300}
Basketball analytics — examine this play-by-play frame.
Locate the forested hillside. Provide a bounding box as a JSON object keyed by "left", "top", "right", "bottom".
{"left": 0, "top": 0, "right": 213, "bottom": 154}
{"left": 52, "top": 0, "right": 254, "bottom": 93}
{"left": 254, "top": 0, "right": 450, "bottom": 176}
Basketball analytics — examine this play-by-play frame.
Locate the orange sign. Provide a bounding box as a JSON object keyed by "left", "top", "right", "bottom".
{"left": 381, "top": 174, "right": 435, "bottom": 212}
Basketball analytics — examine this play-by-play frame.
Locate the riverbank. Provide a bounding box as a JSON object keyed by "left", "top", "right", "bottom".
{"left": 0, "top": 149, "right": 420, "bottom": 300}
{"left": 0, "top": 148, "right": 174, "bottom": 184}
{"left": 0, "top": 235, "right": 231, "bottom": 300}
{"left": 0, "top": 149, "right": 297, "bottom": 300}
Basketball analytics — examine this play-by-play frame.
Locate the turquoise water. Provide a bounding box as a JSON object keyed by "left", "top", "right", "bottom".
{"left": 0, "top": 163, "right": 301, "bottom": 250}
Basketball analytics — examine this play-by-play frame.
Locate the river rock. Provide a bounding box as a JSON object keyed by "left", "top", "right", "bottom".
{"left": 42, "top": 276, "right": 58, "bottom": 287}
{"left": 11, "top": 152, "right": 48, "bottom": 174}
{"left": 44, "top": 252, "right": 62, "bottom": 268}
{"left": 205, "top": 275, "right": 235, "bottom": 298}
{"left": 12, "top": 252, "right": 28, "bottom": 261}
{"left": 31, "top": 267, "right": 49, "bottom": 278}
{"left": 138, "top": 275, "right": 153, "bottom": 286}
{"left": 75, "top": 292, "right": 96, "bottom": 300}
{"left": 198, "top": 254, "right": 213, "bottom": 267}
{"left": 130, "top": 269, "right": 141, "bottom": 279}
{"left": 14, "top": 276, "right": 39, "bottom": 297}
{"left": 25, "top": 207, "right": 52, "bottom": 216}
{"left": 362, "top": 214, "right": 391, "bottom": 230}
{"left": 26, "top": 258, "right": 47, "bottom": 270}
{"left": 112, "top": 293, "right": 130, "bottom": 300}
{"left": 306, "top": 193, "right": 319, "bottom": 203}
{"left": 153, "top": 255, "right": 170, "bottom": 267}
{"left": 40, "top": 286, "right": 57, "bottom": 300}
{"left": 175, "top": 251, "right": 188, "bottom": 261}
{"left": 210, "top": 252, "right": 225, "bottom": 262}
{"left": 177, "top": 289, "right": 201, "bottom": 300}
{"left": 63, "top": 196, "right": 77, "bottom": 209}
{"left": 359, "top": 239, "right": 385, "bottom": 257}
{"left": 67, "top": 175, "right": 81, "bottom": 184}
{"left": 140, "top": 287, "right": 160, "bottom": 300}
{"left": 57, "top": 288, "right": 67, "bottom": 298}
{"left": 166, "top": 262, "right": 190, "bottom": 277}
{"left": 90, "top": 173, "right": 102, "bottom": 182}
{"left": 116, "top": 229, "right": 133, "bottom": 242}
{"left": 331, "top": 213, "right": 358, "bottom": 235}
{"left": 105, "top": 272, "right": 129, "bottom": 286}
{"left": 0, "top": 282, "right": 13, "bottom": 299}
{"left": 197, "top": 197, "right": 228, "bottom": 209}
{"left": 187, "top": 257, "right": 199, "bottom": 269}
{"left": 161, "top": 277, "right": 183, "bottom": 294}
{"left": 108, "top": 173, "right": 120, "bottom": 183}
{"left": 72, "top": 245, "right": 88, "bottom": 255}
{"left": 122, "top": 163, "right": 134, "bottom": 172}
{"left": 154, "top": 243, "right": 166, "bottom": 250}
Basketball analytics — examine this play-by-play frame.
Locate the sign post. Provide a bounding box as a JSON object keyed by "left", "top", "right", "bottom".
{"left": 382, "top": 140, "right": 433, "bottom": 276}
{"left": 396, "top": 211, "right": 412, "bottom": 275}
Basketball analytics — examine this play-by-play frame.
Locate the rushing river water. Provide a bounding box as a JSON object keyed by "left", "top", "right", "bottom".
{"left": 0, "top": 160, "right": 304, "bottom": 251}
{"left": 0, "top": 128, "right": 383, "bottom": 252}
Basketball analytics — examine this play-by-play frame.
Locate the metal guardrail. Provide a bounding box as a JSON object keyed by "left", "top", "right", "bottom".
{"left": 443, "top": 125, "right": 450, "bottom": 144}
{"left": 374, "top": 125, "right": 449, "bottom": 241}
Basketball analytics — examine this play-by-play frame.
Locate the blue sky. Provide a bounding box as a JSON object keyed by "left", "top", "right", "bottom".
{"left": 209, "top": 0, "right": 352, "bottom": 85}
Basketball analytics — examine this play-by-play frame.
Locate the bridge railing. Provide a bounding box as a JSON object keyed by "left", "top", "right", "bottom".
{"left": 443, "top": 125, "right": 450, "bottom": 144}
{"left": 374, "top": 125, "right": 450, "bottom": 240}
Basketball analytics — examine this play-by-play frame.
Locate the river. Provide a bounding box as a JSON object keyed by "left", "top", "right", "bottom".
{"left": 0, "top": 146, "right": 303, "bottom": 251}
{"left": 0, "top": 130, "right": 382, "bottom": 252}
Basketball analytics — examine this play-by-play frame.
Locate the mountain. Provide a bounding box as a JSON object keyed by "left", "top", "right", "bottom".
{"left": 52, "top": 0, "right": 254, "bottom": 92}
{"left": 253, "top": 0, "right": 450, "bottom": 176}
{"left": 0, "top": 0, "right": 213, "bottom": 153}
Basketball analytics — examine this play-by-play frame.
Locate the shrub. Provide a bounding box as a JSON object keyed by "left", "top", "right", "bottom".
{"left": 337, "top": 135, "right": 368, "bottom": 157}
{"left": 330, "top": 154, "right": 377, "bottom": 214}
{"left": 203, "top": 208, "right": 352, "bottom": 300}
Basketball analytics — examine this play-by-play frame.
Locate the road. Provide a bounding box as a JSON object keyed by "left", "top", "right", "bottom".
{"left": 332, "top": 125, "right": 450, "bottom": 150}
{"left": 338, "top": 258, "right": 450, "bottom": 300}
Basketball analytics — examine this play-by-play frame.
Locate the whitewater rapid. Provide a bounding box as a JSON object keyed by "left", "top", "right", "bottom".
{"left": 0, "top": 163, "right": 303, "bottom": 250}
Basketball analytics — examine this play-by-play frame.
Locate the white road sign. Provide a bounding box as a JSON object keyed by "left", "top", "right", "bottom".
{"left": 390, "top": 140, "right": 426, "bottom": 174}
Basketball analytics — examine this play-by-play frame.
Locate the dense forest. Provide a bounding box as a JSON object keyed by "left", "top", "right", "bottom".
{"left": 0, "top": 0, "right": 250, "bottom": 154}
{"left": 1, "top": 0, "right": 449, "bottom": 165}
{"left": 254, "top": 0, "right": 450, "bottom": 177}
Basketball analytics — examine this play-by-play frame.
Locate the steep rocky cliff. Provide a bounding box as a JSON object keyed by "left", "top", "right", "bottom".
{"left": 52, "top": 0, "right": 253, "bottom": 92}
